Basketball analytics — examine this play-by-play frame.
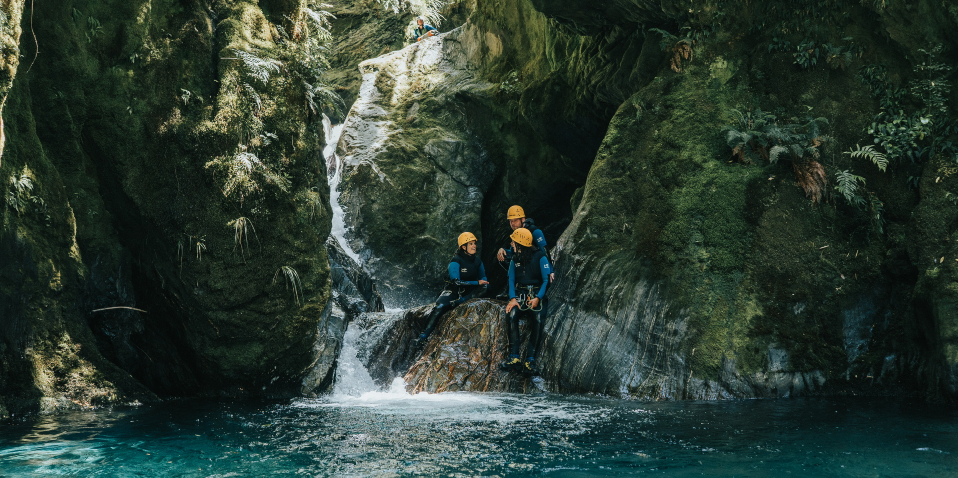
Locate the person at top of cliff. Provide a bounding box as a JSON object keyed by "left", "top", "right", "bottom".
{"left": 417, "top": 232, "right": 489, "bottom": 345}
{"left": 496, "top": 205, "right": 554, "bottom": 282}
{"left": 413, "top": 17, "right": 438, "bottom": 42}
{"left": 500, "top": 227, "right": 551, "bottom": 376}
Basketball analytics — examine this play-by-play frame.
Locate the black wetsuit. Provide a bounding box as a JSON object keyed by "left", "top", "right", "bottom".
{"left": 506, "top": 247, "right": 551, "bottom": 360}
{"left": 499, "top": 218, "right": 549, "bottom": 270}
{"left": 421, "top": 249, "right": 488, "bottom": 339}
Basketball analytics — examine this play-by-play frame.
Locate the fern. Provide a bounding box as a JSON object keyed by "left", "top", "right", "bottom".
{"left": 845, "top": 144, "right": 888, "bottom": 172}
{"left": 304, "top": 81, "right": 344, "bottom": 117}
{"left": 387, "top": 0, "right": 448, "bottom": 28}
{"left": 273, "top": 265, "right": 305, "bottom": 306}
{"left": 868, "top": 193, "right": 886, "bottom": 236}
{"left": 233, "top": 49, "right": 280, "bottom": 84}
{"left": 208, "top": 151, "right": 290, "bottom": 204}
{"left": 6, "top": 173, "right": 35, "bottom": 214}
{"left": 300, "top": 6, "right": 335, "bottom": 42}
{"left": 834, "top": 170, "right": 866, "bottom": 207}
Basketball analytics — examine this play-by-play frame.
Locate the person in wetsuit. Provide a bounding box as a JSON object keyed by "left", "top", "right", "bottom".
{"left": 413, "top": 17, "right": 437, "bottom": 42}
{"left": 495, "top": 205, "right": 552, "bottom": 299}
{"left": 418, "top": 232, "right": 489, "bottom": 343}
{"left": 500, "top": 227, "right": 552, "bottom": 376}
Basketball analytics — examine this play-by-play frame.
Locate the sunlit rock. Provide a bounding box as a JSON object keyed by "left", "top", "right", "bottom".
{"left": 336, "top": 29, "right": 497, "bottom": 307}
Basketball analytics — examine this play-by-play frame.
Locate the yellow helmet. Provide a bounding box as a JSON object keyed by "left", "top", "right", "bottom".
{"left": 507, "top": 205, "right": 525, "bottom": 220}
{"left": 510, "top": 228, "right": 533, "bottom": 247}
{"left": 458, "top": 232, "right": 477, "bottom": 247}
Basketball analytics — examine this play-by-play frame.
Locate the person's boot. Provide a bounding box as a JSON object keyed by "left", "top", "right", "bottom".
{"left": 414, "top": 331, "right": 430, "bottom": 350}
{"left": 522, "top": 357, "right": 539, "bottom": 376}
{"left": 499, "top": 355, "right": 521, "bottom": 372}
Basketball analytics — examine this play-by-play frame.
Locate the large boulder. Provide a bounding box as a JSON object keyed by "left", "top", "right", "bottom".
{"left": 354, "top": 299, "right": 541, "bottom": 393}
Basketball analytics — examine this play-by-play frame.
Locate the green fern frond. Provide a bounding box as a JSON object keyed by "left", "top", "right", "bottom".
{"left": 769, "top": 145, "right": 787, "bottom": 164}
{"left": 302, "top": 6, "right": 335, "bottom": 42}
{"left": 304, "top": 81, "right": 345, "bottom": 116}
{"left": 233, "top": 49, "right": 281, "bottom": 84}
{"left": 835, "top": 170, "right": 866, "bottom": 207}
{"left": 845, "top": 144, "right": 889, "bottom": 172}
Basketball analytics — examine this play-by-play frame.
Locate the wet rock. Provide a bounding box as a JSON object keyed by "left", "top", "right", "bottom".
{"left": 327, "top": 237, "right": 385, "bottom": 315}
{"left": 301, "top": 300, "right": 347, "bottom": 396}
{"left": 354, "top": 299, "right": 540, "bottom": 393}
{"left": 355, "top": 307, "right": 432, "bottom": 386}
{"left": 405, "top": 299, "right": 539, "bottom": 393}
{"left": 336, "top": 28, "right": 498, "bottom": 306}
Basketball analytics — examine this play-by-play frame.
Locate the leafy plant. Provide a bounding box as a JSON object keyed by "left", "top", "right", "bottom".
{"left": 858, "top": 47, "right": 957, "bottom": 165}
{"left": 649, "top": 28, "right": 694, "bottom": 72}
{"left": 6, "top": 172, "right": 34, "bottom": 214}
{"left": 834, "top": 170, "right": 885, "bottom": 235}
{"left": 273, "top": 266, "right": 304, "bottom": 306}
{"left": 86, "top": 17, "right": 103, "bottom": 44}
{"left": 229, "top": 217, "right": 260, "bottom": 261}
{"left": 206, "top": 151, "right": 291, "bottom": 205}
{"left": 380, "top": 0, "right": 447, "bottom": 28}
{"left": 194, "top": 236, "right": 207, "bottom": 261}
{"left": 724, "top": 108, "right": 833, "bottom": 202}
{"left": 834, "top": 170, "right": 866, "bottom": 207}
{"left": 844, "top": 144, "right": 888, "bottom": 172}
{"left": 233, "top": 49, "right": 280, "bottom": 84}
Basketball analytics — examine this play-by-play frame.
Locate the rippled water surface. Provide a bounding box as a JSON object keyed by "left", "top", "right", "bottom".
{"left": 1, "top": 389, "right": 956, "bottom": 477}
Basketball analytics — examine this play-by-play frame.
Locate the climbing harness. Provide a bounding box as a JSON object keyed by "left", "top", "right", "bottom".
{"left": 515, "top": 285, "right": 544, "bottom": 312}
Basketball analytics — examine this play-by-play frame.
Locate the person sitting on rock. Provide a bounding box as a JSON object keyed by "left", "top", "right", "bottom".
{"left": 413, "top": 17, "right": 437, "bottom": 42}
{"left": 496, "top": 205, "right": 553, "bottom": 285}
{"left": 500, "top": 227, "right": 552, "bottom": 376}
{"left": 418, "top": 232, "right": 489, "bottom": 344}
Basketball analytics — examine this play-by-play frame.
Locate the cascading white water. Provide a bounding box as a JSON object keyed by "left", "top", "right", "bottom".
{"left": 323, "top": 114, "right": 362, "bottom": 264}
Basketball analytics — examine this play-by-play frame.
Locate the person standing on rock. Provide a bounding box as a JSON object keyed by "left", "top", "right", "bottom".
{"left": 413, "top": 17, "right": 437, "bottom": 42}
{"left": 496, "top": 205, "right": 554, "bottom": 286}
{"left": 500, "top": 228, "right": 551, "bottom": 376}
{"left": 418, "top": 232, "right": 489, "bottom": 344}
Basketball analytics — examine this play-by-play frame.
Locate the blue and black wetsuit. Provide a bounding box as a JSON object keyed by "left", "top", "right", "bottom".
{"left": 505, "top": 247, "right": 551, "bottom": 365}
{"left": 500, "top": 218, "right": 548, "bottom": 267}
{"left": 414, "top": 24, "right": 438, "bottom": 41}
{"left": 421, "top": 249, "right": 488, "bottom": 339}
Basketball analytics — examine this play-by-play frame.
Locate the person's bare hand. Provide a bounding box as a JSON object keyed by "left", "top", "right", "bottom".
{"left": 527, "top": 297, "right": 540, "bottom": 309}
{"left": 506, "top": 298, "right": 518, "bottom": 313}
{"left": 479, "top": 280, "right": 489, "bottom": 286}
{"left": 497, "top": 248, "right": 507, "bottom": 261}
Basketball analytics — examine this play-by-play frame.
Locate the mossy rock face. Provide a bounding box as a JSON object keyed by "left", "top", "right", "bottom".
{"left": 536, "top": 0, "right": 958, "bottom": 399}
{"left": 1, "top": 0, "right": 336, "bottom": 414}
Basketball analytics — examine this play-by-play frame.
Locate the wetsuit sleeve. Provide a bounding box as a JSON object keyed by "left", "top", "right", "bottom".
{"left": 479, "top": 262, "right": 487, "bottom": 282}
{"left": 533, "top": 229, "right": 548, "bottom": 249}
{"left": 537, "top": 256, "right": 551, "bottom": 299}
{"left": 508, "top": 261, "right": 516, "bottom": 299}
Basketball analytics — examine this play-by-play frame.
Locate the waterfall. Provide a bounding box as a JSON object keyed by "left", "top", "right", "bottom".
{"left": 323, "top": 114, "right": 362, "bottom": 264}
